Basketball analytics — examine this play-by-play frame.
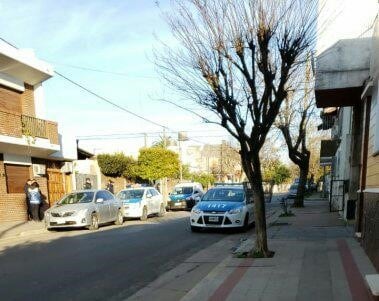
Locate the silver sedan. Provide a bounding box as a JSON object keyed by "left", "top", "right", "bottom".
{"left": 44, "top": 190, "right": 124, "bottom": 230}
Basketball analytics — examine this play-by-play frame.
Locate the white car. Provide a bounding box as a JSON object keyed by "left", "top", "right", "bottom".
{"left": 117, "top": 187, "right": 165, "bottom": 220}
{"left": 190, "top": 184, "right": 254, "bottom": 231}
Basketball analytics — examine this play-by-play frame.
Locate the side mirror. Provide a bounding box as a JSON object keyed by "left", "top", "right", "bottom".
{"left": 146, "top": 194, "right": 152, "bottom": 199}
{"left": 96, "top": 198, "right": 104, "bottom": 203}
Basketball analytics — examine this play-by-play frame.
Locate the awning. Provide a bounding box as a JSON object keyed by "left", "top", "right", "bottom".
{"left": 315, "top": 38, "right": 370, "bottom": 108}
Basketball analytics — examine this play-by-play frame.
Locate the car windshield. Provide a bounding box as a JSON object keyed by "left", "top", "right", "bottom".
{"left": 59, "top": 192, "right": 94, "bottom": 204}
{"left": 118, "top": 189, "right": 145, "bottom": 200}
{"left": 171, "top": 186, "right": 193, "bottom": 195}
{"left": 290, "top": 184, "right": 298, "bottom": 190}
{"left": 201, "top": 188, "right": 244, "bottom": 203}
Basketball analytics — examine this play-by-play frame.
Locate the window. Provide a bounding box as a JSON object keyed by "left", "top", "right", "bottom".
{"left": 95, "top": 191, "right": 108, "bottom": 202}
{"left": 5, "top": 164, "right": 30, "bottom": 193}
{"left": 103, "top": 190, "right": 114, "bottom": 201}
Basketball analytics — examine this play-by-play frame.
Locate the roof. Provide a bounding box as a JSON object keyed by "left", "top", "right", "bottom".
{"left": 0, "top": 42, "right": 54, "bottom": 85}
{"left": 77, "top": 147, "right": 94, "bottom": 160}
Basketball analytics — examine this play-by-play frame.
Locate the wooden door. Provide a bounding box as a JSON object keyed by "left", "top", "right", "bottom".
{"left": 47, "top": 169, "right": 65, "bottom": 206}
{"left": 64, "top": 174, "right": 72, "bottom": 194}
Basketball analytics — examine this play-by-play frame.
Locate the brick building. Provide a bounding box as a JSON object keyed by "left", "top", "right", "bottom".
{"left": 0, "top": 42, "right": 76, "bottom": 222}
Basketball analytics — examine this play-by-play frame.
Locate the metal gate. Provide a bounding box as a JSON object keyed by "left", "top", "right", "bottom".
{"left": 329, "top": 179, "right": 345, "bottom": 212}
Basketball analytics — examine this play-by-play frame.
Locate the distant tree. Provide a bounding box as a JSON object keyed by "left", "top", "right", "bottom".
{"left": 153, "top": 135, "right": 177, "bottom": 148}
{"left": 263, "top": 161, "right": 291, "bottom": 185}
{"left": 97, "top": 153, "right": 137, "bottom": 178}
{"left": 277, "top": 57, "right": 314, "bottom": 207}
{"left": 137, "top": 147, "right": 180, "bottom": 182}
{"left": 191, "top": 173, "right": 215, "bottom": 189}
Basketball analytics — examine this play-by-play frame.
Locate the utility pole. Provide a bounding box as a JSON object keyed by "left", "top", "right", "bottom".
{"left": 144, "top": 133, "right": 147, "bottom": 148}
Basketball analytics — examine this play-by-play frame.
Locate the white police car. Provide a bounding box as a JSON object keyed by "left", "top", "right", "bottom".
{"left": 190, "top": 184, "right": 254, "bottom": 231}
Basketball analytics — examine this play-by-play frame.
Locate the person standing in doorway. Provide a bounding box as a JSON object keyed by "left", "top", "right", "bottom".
{"left": 24, "top": 179, "right": 33, "bottom": 220}
{"left": 83, "top": 178, "right": 92, "bottom": 190}
{"left": 28, "top": 182, "right": 42, "bottom": 221}
{"left": 106, "top": 179, "right": 114, "bottom": 194}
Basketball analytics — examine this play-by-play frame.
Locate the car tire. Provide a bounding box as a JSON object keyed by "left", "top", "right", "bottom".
{"left": 88, "top": 213, "right": 99, "bottom": 230}
{"left": 114, "top": 209, "right": 124, "bottom": 225}
{"left": 158, "top": 204, "right": 165, "bottom": 217}
{"left": 191, "top": 225, "right": 201, "bottom": 232}
{"left": 140, "top": 206, "right": 148, "bottom": 221}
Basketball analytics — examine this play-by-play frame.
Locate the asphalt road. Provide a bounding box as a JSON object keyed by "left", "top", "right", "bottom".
{"left": 0, "top": 213, "right": 233, "bottom": 301}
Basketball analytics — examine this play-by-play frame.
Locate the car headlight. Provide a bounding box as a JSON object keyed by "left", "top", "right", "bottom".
{"left": 228, "top": 207, "right": 243, "bottom": 214}
{"left": 192, "top": 208, "right": 202, "bottom": 214}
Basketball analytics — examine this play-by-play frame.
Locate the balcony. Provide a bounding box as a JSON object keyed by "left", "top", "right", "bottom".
{"left": 0, "top": 109, "right": 60, "bottom": 158}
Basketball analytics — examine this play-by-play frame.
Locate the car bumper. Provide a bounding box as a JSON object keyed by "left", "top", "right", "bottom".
{"left": 45, "top": 215, "right": 90, "bottom": 228}
{"left": 167, "top": 199, "right": 195, "bottom": 210}
{"left": 190, "top": 212, "right": 245, "bottom": 228}
{"left": 123, "top": 205, "right": 142, "bottom": 218}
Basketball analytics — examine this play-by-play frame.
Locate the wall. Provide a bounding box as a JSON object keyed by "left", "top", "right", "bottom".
{"left": 76, "top": 174, "right": 98, "bottom": 191}
{"left": 20, "top": 84, "right": 35, "bottom": 116}
{"left": 100, "top": 175, "right": 125, "bottom": 194}
{"left": 362, "top": 192, "right": 379, "bottom": 271}
{"left": 366, "top": 83, "right": 379, "bottom": 188}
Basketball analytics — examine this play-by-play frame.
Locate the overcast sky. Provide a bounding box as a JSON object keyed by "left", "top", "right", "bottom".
{"left": 0, "top": 0, "right": 231, "bottom": 156}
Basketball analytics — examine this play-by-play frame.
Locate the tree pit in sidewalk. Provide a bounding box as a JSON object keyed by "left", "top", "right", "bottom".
{"left": 237, "top": 250, "right": 275, "bottom": 259}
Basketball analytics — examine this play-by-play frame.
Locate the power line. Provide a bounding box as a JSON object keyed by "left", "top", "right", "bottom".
{"left": 47, "top": 61, "right": 158, "bottom": 79}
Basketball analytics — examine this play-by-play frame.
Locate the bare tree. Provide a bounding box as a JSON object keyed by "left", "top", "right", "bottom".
{"left": 157, "top": 0, "right": 316, "bottom": 257}
{"left": 277, "top": 57, "right": 314, "bottom": 207}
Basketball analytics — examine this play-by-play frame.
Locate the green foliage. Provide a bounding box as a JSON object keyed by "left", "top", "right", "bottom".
{"left": 137, "top": 147, "right": 180, "bottom": 181}
{"left": 190, "top": 173, "right": 215, "bottom": 189}
{"left": 97, "top": 153, "right": 137, "bottom": 178}
{"left": 262, "top": 159, "right": 291, "bottom": 185}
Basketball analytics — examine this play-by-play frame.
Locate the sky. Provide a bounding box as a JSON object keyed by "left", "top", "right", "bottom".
{"left": 0, "top": 0, "right": 230, "bottom": 156}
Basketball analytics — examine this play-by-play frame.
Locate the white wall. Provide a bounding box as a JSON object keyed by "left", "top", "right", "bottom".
{"left": 33, "top": 83, "right": 46, "bottom": 119}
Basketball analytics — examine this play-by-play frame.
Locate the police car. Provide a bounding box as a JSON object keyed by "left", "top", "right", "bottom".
{"left": 190, "top": 183, "right": 254, "bottom": 231}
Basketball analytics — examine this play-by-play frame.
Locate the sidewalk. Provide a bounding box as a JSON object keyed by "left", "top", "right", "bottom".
{"left": 0, "top": 220, "right": 46, "bottom": 241}
{"left": 180, "top": 197, "right": 377, "bottom": 301}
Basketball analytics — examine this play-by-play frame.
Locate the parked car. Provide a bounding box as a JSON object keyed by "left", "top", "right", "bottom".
{"left": 45, "top": 190, "right": 124, "bottom": 231}
{"left": 117, "top": 187, "right": 165, "bottom": 221}
{"left": 190, "top": 184, "right": 254, "bottom": 231}
{"left": 287, "top": 184, "right": 298, "bottom": 199}
{"left": 167, "top": 182, "right": 204, "bottom": 211}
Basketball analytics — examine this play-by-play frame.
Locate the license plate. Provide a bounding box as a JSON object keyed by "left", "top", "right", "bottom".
{"left": 56, "top": 220, "right": 66, "bottom": 225}
{"left": 208, "top": 216, "right": 219, "bottom": 222}
{"left": 174, "top": 202, "right": 182, "bottom": 206}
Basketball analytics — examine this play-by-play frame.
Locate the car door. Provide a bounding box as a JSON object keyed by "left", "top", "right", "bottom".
{"left": 104, "top": 190, "right": 118, "bottom": 221}
{"left": 95, "top": 191, "right": 110, "bottom": 223}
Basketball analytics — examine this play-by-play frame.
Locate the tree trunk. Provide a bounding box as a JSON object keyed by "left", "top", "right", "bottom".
{"left": 294, "top": 163, "right": 309, "bottom": 207}
{"left": 242, "top": 151, "right": 272, "bottom": 257}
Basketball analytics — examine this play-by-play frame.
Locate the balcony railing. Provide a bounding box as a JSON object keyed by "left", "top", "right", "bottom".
{"left": 0, "top": 110, "right": 59, "bottom": 145}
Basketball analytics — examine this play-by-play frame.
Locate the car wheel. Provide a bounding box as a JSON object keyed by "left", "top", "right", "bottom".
{"left": 191, "top": 225, "right": 201, "bottom": 232}
{"left": 140, "top": 206, "right": 148, "bottom": 221}
{"left": 114, "top": 209, "right": 124, "bottom": 225}
{"left": 88, "top": 213, "right": 99, "bottom": 230}
{"left": 158, "top": 204, "right": 165, "bottom": 217}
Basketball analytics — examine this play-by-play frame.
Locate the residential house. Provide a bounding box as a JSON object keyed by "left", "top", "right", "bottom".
{"left": 0, "top": 42, "right": 76, "bottom": 222}
{"left": 315, "top": 1, "right": 379, "bottom": 270}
